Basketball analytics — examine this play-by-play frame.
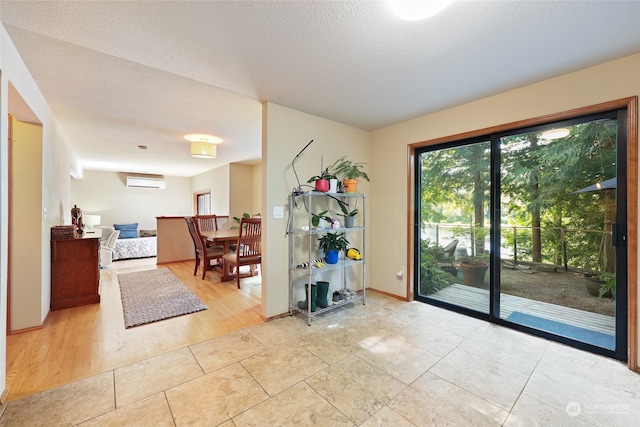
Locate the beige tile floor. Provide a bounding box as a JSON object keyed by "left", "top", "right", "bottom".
{"left": 1, "top": 292, "right": 639, "bottom": 426}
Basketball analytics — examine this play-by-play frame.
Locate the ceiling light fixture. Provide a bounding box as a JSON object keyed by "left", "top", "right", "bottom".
{"left": 190, "top": 142, "right": 217, "bottom": 158}
{"left": 185, "top": 134, "right": 222, "bottom": 159}
{"left": 540, "top": 128, "right": 570, "bottom": 141}
{"left": 389, "top": 0, "right": 452, "bottom": 21}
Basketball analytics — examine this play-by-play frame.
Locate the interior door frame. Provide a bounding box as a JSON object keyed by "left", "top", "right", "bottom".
{"left": 6, "top": 114, "right": 12, "bottom": 334}
{"left": 408, "top": 97, "right": 638, "bottom": 371}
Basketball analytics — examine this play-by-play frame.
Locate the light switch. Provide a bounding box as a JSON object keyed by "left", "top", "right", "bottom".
{"left": 273, "top": 206, "right": 284, "bottom": 219}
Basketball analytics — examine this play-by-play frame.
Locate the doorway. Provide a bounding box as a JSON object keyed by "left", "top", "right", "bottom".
{"left": 414, "top": 104, "right": 632, "bottom": 361}
{"left": 7, "top": 83, "right": 45, "bottom": 334}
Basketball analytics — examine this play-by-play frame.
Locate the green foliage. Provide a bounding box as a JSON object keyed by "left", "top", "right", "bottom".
{"left": 231, "top": 213, "right": 260, "bottom": 229}
{"left": 596, "top": 273, "right": 615, "bottom": 298}
{"left": 311, "top": 210, "right": 332, "bottom": 227}
{"left": 307, "top": 167, "right": 336, "bottom": 183}
{"left": 499, "top": 121, "right": 616, "bottom": 269}
{"left": 318, "top": 232, "right": 349, "bottom": 253}
{"left": 420, "top": 118, "right": 617, "bottom": 272}
{"left": 418, "top": 239, "right": 457, "bottom": 295}
{"left": 329, "top": 156, "right": 370, "bottom": 181}
{"left": 419, "top": 143, "right": 491, "bottom": 256}
{"left": 337, "top": 200, "right": 358, "bottom": 217}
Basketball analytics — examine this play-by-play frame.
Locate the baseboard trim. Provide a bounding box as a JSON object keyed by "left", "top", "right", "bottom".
{"left": 7, "top": 323, "right": 44, "bottom": 335}
{"left": 0, "top": 387, "right": 10, "bottom": 404}
{"left": 368, "top": 288, "right": 410, "bottom": 301}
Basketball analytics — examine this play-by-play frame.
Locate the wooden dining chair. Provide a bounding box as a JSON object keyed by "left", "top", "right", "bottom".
{"left": 196, "top": 214, "right": 218, "bottom": 248}
{"left": 196, "top": 214, "right": 217, "bottom": 232}
{"left": 222, "top": 217, "right": 261, "bottom": 288}
{"left": 214, "top": 215, "right": 237, "bottom": 252}
{"left": 214, "top": 215, "right": 230, "bottom": 231}
{"left": 184, "top": 216, "right": 224, "bottom": 279}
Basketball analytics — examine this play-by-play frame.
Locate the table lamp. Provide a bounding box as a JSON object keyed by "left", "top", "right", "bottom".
{"left": 83, "top": 215, "right": 101, "bottom": 232}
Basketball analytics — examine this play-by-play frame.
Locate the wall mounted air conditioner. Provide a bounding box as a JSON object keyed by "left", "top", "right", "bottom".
{"left": 126, "top": 175, "right": 166, "bottom": 189}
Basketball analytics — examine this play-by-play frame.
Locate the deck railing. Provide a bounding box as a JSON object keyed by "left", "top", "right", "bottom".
{"left": 423, "top": 222, "right": 611, "bottom": 273}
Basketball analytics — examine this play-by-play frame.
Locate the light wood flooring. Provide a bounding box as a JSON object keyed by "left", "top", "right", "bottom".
{"left": 5, "top": 258, "right": 264, "bottom": 402}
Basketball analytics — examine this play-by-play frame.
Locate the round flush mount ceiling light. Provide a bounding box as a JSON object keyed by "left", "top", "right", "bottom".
{"left": 184, "top": 134, "right": 223, "bottom": 159}
{"left": 389, "top": 0, "right": 452, "bottom": 21}
{"left": 540, "top": 128, "right": 570, "bottom": 141}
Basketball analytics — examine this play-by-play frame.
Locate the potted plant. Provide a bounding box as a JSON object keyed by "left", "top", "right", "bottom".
{"left": 583, "top": 272, "right": 615, "bottom": 298}
{"left": 337, "top": 200, "right": 358, "bottom": 228}
{"left": 459, "top": 256, "right": 489, "bottom": 288}
{"left": 307, "top": 167, "right": 337, "bottom": 192}
{"left": 598, "top": 274, "right": 615, "bottom": 298}
{"left": 311, "top": 210, "right": 333, "bottom": 228}
{"left": 318, "top": 231, "right": 349, "bottom": 264}
{"left": 230, "top": 213, "right": 261, "bottom": 229}
{"left": 329, "top": 156, "right": 370, "bottom": 193}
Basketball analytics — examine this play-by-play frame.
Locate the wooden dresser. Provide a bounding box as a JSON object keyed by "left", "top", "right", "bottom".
{"left": 51, "top": 236, "right": 101, "bottom": 310}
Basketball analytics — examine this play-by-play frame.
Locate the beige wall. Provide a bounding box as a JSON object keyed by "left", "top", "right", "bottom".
{"left": 9, "top": 118, "right": 42, "bottom": 330}
{"left": 1, "top": 25, "right": 78, "bottom": 393}
{"left": 262, "top": 102, "right": 370, "bottom": 319}
{"left": 252, "top": 163, "right": 262, "bottom": 215}
{"left": 191, "top": 163, "right": 230, "bottom": 215}
{"left": 71, "top": 170, "right": 192, "bottom": 230}
{"left": 230, "top": 163, "right": 257, "bottom": 219}
{"left": 369, "top": 53, "right": 640, "bottom": 361}
{"left": 191, "top": 162, "right": 261, "bottom": 218}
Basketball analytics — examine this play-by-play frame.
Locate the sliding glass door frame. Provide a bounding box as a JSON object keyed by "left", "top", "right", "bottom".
{"left": 412, "top": 99, "right": 637, "bottom": 363}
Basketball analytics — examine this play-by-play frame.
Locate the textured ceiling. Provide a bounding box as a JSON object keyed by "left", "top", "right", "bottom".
{"left": 2, "top": 1, "right": 640, "bottom": 177}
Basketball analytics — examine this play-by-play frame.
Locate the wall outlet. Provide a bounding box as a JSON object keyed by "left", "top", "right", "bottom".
{"left": 273, "top": 206, "right": 284, "bottom": 219}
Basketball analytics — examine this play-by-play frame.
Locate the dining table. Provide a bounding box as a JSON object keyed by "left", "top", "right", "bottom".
{"left": 200, "top": 229, "right": 255, "bottom": 282}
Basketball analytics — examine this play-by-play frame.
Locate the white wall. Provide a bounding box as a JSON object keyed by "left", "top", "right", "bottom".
{"left": 262, "top": 102, "right": 370, "bottom": 319}
{"left": 71, "top": 170, "right": 192, "bottom": 230}
{"left": 369, "top": 53, "right": 640, "bottom": 364}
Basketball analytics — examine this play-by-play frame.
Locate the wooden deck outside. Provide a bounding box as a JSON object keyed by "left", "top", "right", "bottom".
{"left": 428, "top": 283, "right": 615, "bottom": 335}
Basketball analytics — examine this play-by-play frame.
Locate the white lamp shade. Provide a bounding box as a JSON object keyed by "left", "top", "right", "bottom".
{"left": 83, "top": 215, "right": 101, "bottom": 229}
{"left": 191, "top": 142, "right": 217, "bottom": 158}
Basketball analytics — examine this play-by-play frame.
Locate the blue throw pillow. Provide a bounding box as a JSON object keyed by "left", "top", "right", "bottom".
{"left": 114, "top": 223, "right": 138, "bottom": 239}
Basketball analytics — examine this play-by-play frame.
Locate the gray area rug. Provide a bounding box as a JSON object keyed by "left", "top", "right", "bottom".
{"left": 118, "top": 268, "right": 207, "bottom": 328}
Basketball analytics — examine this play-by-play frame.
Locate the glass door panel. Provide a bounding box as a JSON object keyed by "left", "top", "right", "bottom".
{"left": 417, "top": 141, "right": 491, "bottom": 314}
{"left": 498, "top": 119, "right": 618, "bottom": 350}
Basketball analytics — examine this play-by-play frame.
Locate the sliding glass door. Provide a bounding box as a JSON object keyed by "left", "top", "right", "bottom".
{"left": 416, "top": 140, "right": 491, "bottom": 314}
{"left": 415, "top": 109, "right": 628, "bottom": 360}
